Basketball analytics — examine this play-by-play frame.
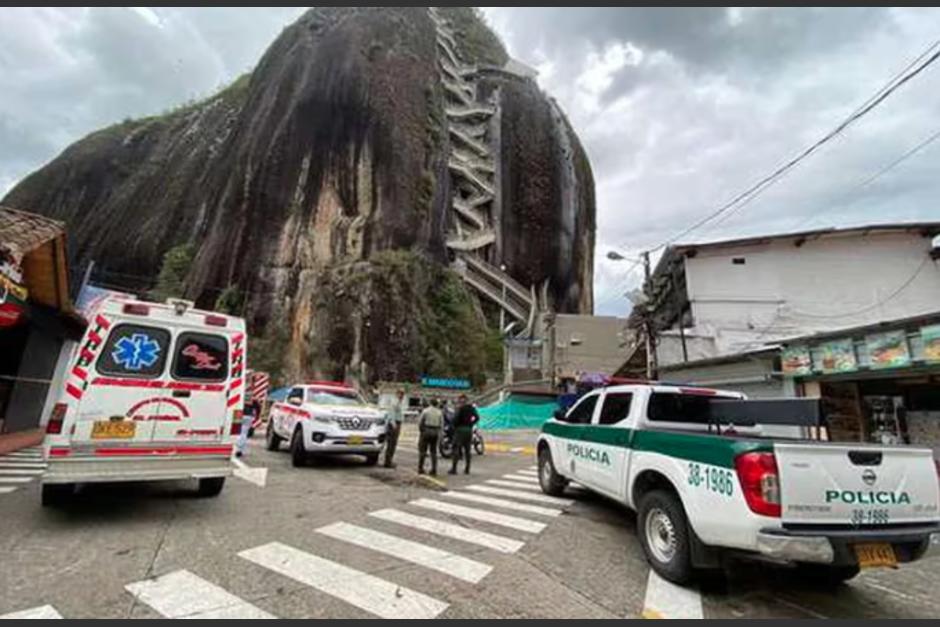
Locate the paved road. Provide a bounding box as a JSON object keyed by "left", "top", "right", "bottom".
{"left": 0, "top": 430, "right": 937, "bottom": 619}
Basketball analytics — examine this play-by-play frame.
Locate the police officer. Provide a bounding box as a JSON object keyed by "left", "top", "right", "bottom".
{"left": 417, "top": 398, "right": 443, "bottom": 475}
{"left": 384, "top": 388, "right": 406, "bottom": 468}
{"left": 449, "top": 394, "right": 479, "bottom": 475}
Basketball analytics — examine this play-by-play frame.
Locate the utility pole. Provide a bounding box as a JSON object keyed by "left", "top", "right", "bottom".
{"left": 641, "top": 251, "right": 658, "bottom": 380}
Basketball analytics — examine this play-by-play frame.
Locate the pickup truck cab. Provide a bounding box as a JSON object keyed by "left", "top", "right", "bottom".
{"left": 41, "top": 297, "right": 246, "bottom": 505}
{"left": 537, "top": 383, "right": 940, "bottom": 584}
{"left": 266, "top": 381, "right": 388, "bottom": 467}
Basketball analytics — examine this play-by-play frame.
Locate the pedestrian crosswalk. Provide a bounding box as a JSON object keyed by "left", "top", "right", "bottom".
{"left": 0, "top": 446, "right": 44, "bottom": 497}
{"left": 1, "top": 462, "right": 583, "bottom": 619}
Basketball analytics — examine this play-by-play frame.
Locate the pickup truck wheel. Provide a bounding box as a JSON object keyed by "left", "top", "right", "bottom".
{"left": 290, "top": 430, "right": 307, "bottom": 467}
{"left": 266, "top": 423, "right": 283, "bottom": 451}
{"left": 795, "top": 563, "right": 860, "bottom": 586}
{"left": 638, "top": 490, "right": 694, "bottom": 584}
{"left": 41, "top": 483, "right": 74, "bottom": 507}
{"left": 538, "top": 447, "right": 568, "bottom": 496}
{"left": 197, "top": 477, "right": 225, "bottom": 497}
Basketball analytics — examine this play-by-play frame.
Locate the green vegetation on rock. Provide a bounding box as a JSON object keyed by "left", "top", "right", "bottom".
{"left": 150, "top": 243, "right": 195, "bottom": 301}
{"left": 439, "top": 7, "right": 508, "bottom": 67}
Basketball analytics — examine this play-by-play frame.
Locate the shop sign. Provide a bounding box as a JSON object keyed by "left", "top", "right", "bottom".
{"left": 815, "top": 338, "right": 857, "bottom": 373}
{"left": 420, "top": 376, "right": 471, "bottom": 389}
{"left": 781, "top": 346, "right": 812, "bottom": 376}
{"left": 922, "top": 325, "right": 940, "bottom": 363}
{"left": 865, "top": 331, "right": 911, "bottom": 369}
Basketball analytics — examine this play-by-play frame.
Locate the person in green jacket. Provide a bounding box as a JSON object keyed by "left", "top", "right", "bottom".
{"left": 417, "top": 398, "right": 443, "bottom": 475}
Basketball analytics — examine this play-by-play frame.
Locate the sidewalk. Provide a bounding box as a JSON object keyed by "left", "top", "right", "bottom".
{"left": 0, "top": 429, "right": 44, "bottom": 456}
{"left": 399, "top": 425, "right": 538, "bottom": 457}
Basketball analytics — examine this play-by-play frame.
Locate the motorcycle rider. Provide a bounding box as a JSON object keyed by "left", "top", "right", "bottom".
{"left": 449, "top": 394, "right": 479, "bottom": 475}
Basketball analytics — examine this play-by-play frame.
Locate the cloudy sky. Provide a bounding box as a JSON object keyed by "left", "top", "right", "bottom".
{"left": 2, "top": 8, "right": 940, "bottom": 316}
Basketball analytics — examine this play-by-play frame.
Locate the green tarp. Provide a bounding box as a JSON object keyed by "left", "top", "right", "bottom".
{"left": 477, "top": 395, "right": 558, "bottom": 430}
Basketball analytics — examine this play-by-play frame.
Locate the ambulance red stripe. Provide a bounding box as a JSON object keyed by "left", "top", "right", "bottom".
{"left": 93, "top": 445, "right": 232, "bottom": 457}
{"left": 65, "top": 383, "right": 83, "bottom": 400}
{"left": 94, "top": 315, "right": 111, "bottom": 330}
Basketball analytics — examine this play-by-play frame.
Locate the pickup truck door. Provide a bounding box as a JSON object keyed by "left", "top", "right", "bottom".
{"left": 554, "top": 392, "right": 601, "bottom": 485}
{"left": 581, "top": 390, "right": 636, "bottom": 499}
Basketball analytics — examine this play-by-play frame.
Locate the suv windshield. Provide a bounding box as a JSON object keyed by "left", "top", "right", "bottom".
{"left": 306, "top": 388, "right": 363, "bottom": 406}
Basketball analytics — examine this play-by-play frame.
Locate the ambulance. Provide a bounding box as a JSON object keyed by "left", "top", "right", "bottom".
{"left": 40, "top": 296, "right": 246, "bottom": 506}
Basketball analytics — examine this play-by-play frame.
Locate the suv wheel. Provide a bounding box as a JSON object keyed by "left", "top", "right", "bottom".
{"left": 538, "top": 446, "right": 568, "bottom": 496}
{"left": 290, "top": 429, "right": 307, "bottom": 467}
{"left": 266, "top": 422, "right": 283, "bottom": 451}
{"left": 364, "top": 453, "right": 379, "bottom": 466}
{"left": 637, "top": 489, "right": 694, "bottom": 584}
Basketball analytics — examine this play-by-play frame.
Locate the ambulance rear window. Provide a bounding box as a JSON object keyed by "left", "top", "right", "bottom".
{"left": 96, "top": 324, "right": 171, "bottom": 378}
{"left": 172, "top": 332, "right": 229, "bottom": 382}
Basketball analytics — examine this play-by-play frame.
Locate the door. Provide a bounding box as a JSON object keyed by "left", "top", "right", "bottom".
{"left": 556, "top": 392, "right": 601, "bottom": 484}
{"left": 584, "top": 391, "right": 635, "bottom": 498}
{"left": 274, "top": 387, "right": 305, "bottom": 438}
{"left": 151, "top": 331, "right": 230, "bottom": 443}
{"left": 76, "top": 322, "right": 172, "bottom": 445}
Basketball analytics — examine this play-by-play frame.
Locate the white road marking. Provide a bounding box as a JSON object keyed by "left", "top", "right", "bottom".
{"left": 231, "top": 458, "right": 267, "bottom": 487}
{"left": 485, "top": 479, "right": 542, "bottom": 492}
{"left": 0, "top": 487, "right": 16, "bottom": 494}
{"left": 516, "top": 469, "right": 538, "bottom": 477}
{"left": 125, "top": 569, "right": 274, "bottom": 619}
{"left": 0, "top": 477, "right": 34, "bottom": 484}
{"left": 0, "top": 462, "right": 47, "bottom": 469}
{"left": 410, "top": 498, "right": 546, "bottom": 533}
{"left": 641, "top": 570, "right": 703, "bottom": 619}
{"left": 4, "top": 452, "right": 42, "bottom": 459}
{"left": 442, "top": 491, "right": 562, "bottom": 517}
{"left": 527, "top": 465, "right": 538, "bottom": 469}
{"left": 369, "top": 508, "right": 524, "bottom": 554}
{"left": 239, "top": 542, "right": 448, "bottom": 619}
{"left": 465, "top": 484, "right": 574, "bottom": 506}
{"left": 0, "top": 604, "right": 63, "bottom": 619}
{"left": 316, "top": 521, "right": 492, "bottom": 583}
{"left": 501, "top": 474, "right": 539, "bottom": 484}
{"left": 0, "top": 468, "right": 44, "bottom": 475}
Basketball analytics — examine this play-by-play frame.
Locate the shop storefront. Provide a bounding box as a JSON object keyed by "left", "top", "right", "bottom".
{"left": 782, "top": 312, "right": 940, "bottom": 452}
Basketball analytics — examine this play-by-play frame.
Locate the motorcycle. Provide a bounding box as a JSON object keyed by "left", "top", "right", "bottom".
{"left": 439, "top": 424, "right": 485, "bottom": 458}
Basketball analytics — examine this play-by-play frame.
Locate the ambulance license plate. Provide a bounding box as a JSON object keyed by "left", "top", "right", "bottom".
{"left": 347, "top": 436, "right": 363, "bottom": 445}
{"left": 854, "top": 543, "right": 897, "bottom": 569}
{"left": 91, "top": 420, "right": 136, "bottom": 439}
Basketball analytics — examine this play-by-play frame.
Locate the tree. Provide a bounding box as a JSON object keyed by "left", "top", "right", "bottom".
{"left": 150, "top": 243, "right": 195, "bottom": 301}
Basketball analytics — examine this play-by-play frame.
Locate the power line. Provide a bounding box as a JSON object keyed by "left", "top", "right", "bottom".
{"left": 641, "top": 37, "right": 940, "bottom": 254}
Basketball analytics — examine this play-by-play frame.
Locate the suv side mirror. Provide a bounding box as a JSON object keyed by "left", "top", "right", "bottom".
{"left": 288, "top": 396, "right": 303, "bottom": 406}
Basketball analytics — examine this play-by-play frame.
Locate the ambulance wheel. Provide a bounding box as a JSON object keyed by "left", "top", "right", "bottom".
{"left": 537, "top": 446, "right": 568, "bottom": 496}
{"left": 197, "top": 477, "right": 225, "bottom": 497}
{"left": 795, "top": 563, "right": 860, "bottom": 586}
{"left": 41, "top": 483, "right": 74, "bottom": 507}
{"left": 638, "top": 489, "right": 693, "bottom": 584}
{"left": 290, "top": 430, "right": 307, "bottom": 467}
{"left": 266, "top": 424, "right": 283, "bottom": 451}
{"left": 364, "top": 453, "right": 379, "bottom": 466}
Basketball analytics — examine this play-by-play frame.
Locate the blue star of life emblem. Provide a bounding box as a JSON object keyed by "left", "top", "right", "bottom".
{"left": 112, "top": 333, "right": 161, "bottom": 371}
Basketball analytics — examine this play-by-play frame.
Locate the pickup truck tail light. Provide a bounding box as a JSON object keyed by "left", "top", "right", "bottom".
{"left": 230, "top": 410, "right": 243, "bottom": 436}
{"left": 735, "top": 451, "right": 781, "bottom": 517}
{"left": 46, "top": 403, "right": 68, "bottom": 434}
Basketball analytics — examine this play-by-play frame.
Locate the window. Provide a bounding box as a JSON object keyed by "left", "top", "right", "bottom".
{"left": 306, "top": 388, "right": 363, "bottom": 406}
{"left": 96, "top": 324, "right": 170, "bottom": 378}
{"left": 647, "top": 392, "right": 723, "bottom": 424}
{"left": 287, "top": 387, "right": 304, "bottom": 404}
{"left": 566, "top": 394, "right": 598, "bottom": 424}
{"left": 171, "top": 332, "right": 228, "bottom": 382}
{"left": 599, "top": 393, "right": 633, "bottom": 425}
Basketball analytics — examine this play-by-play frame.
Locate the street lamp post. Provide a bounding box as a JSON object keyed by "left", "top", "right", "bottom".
{"left": 499, "top": 263, "right": 507, "bottom": 334}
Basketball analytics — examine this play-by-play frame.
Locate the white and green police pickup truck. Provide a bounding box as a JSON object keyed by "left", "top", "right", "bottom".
{"left": 537, "top": 383, "right": 940, "bottom": 584}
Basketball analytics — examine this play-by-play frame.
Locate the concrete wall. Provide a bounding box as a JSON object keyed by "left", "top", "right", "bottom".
{"left": 4, "top": 329, "right": 63, "bottom": 433}
{"left": 547, "top": 314, "right": 629, "bottom": 377}
{"left": 683, "top": 230, "right": 940, "bottom": 355}
{"left": 659, "top": 353, "right": 786, "bottom": 399}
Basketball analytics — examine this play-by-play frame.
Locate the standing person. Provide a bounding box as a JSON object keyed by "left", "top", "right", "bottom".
{"left": 417, "top": 399, "right": 443, "bottom": 475}
{"left": 235, "top": 398, "right": 255, "bottom": 458}
{"left": 384, "top": 388, "right": 406, "bottom": 468}
{"left": 449, "top": 393, "right": 479, "bottom": 475}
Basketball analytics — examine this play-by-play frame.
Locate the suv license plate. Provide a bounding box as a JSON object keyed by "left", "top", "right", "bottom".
{"left": 347, "top": 436, "right": 363, "bottom": 445}
{"left": 854, "top": 543, "right": 897, "bottom": 569}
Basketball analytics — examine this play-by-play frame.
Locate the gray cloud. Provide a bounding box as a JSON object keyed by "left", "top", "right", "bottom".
{"left": 2, "top": 7, "right": 939, "bottom": 316}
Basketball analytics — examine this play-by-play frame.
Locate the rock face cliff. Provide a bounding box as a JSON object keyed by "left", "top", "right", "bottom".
{"left": 3, "top": 7, "right": 595, "bottom": 385}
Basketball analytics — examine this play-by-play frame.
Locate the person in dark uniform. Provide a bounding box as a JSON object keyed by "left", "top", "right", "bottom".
{"left": 449, "top": 394, "right": 479, "bottom": 475}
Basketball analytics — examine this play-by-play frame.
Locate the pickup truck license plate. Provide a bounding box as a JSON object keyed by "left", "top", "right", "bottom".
{"left": 854, "top": 543, "right": 897, "bottom": 569}
{"left": 91, "top": 420, "right": 136, "bottom": 439}
{"left": 347, "top": 435, "right": 363, "bottom": 445}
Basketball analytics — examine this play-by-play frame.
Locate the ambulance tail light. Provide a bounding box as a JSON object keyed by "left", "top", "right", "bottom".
{"left": 205, "top": 314, "right": 228, "bottom": 327}
{"left": 46, "top": 403, "right": 68, "bottom": 434}
{"left": 735, "top": 451, "right": 781, "bottom": 517}
{"left": 122, "top": 303, "right": 150, "bottom": 316}
{"left": 230, "top": 410, "right": 243, "bottom": 436}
